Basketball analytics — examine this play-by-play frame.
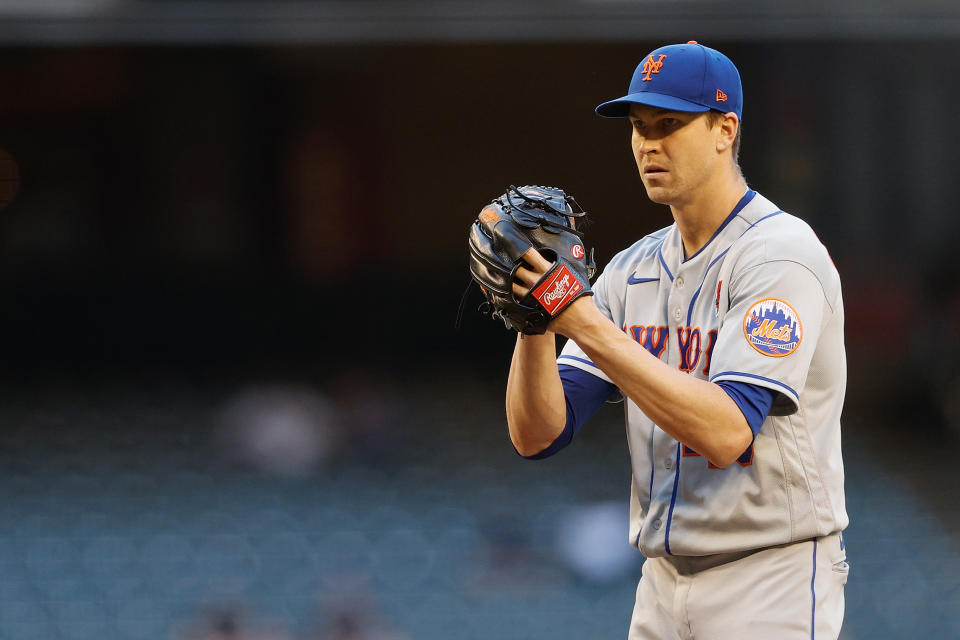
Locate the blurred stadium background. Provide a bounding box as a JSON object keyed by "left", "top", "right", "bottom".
{"left": 0, "top": 2, "right": 958, "bottom": 639}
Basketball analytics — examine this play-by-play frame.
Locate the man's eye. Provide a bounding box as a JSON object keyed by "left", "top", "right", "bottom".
{"left": 662, "top": 118, "right": 677, "bottom": 127}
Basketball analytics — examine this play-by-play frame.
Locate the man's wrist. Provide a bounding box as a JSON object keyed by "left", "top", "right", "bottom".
{"left": 550, "top": 295, "right": 606, "bottom": 340}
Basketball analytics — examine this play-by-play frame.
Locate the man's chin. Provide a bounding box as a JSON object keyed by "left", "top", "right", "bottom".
{"left": 643, "top": 185, "right": 673, "bottom": 205}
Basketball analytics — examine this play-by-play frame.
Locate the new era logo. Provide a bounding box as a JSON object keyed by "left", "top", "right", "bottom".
{"left": 716, "top": 89, "right": 728, "bottom": 102}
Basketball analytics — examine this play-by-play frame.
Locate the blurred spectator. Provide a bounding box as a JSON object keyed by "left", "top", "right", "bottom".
{"left": 312, "top": 610, "right": 407, "bottom": 640}
{"left": 554, "top": 501, "right": 640, "bottom": 584}
{"left": 328, "top": 369, "right": 411, "bottom": 466}
{"left": 180, "top": 607, "right": 287, "bottom": 640}
{"left": 217, "top": 384, "right": 338, "bottom": 476}
{"left": 311, "top": 575, "right": 409, "bottom": 640}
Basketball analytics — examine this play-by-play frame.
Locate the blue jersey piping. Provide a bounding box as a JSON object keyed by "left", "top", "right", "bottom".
{"left": 683, "top": 204, "right": 785, "bottom": 327}
{"left": 657, "top": 245, "right": 675, "bottom": 282}
{"left": 663, "top": 442, "right": 682, "bottom": 555}
{"left": 811, "top": 538, "right": 818, "bottom": 639}
{"left": 641, "top": 423, "right": 656, "bottom": 548}
{"left": 709, "top": 370, "right": 799, "bottom": 405}
{"left": 682, "top": 189, "right": 756, "bottom": 263}
{"left": 557, "top": 354, "right": 602, "bottom": 372}
{"left": 741, "top": 210, "right": 784, "bottom": 236}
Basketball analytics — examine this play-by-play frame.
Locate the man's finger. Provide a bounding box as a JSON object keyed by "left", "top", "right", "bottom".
{"left": 514, "top": 265, "right": 539, "bottom": 287}
{"left": 512, "top": 282, "right": 530, "bottom": 300}
{"left": 520, "top": 247, "right": 553, "bottom": 273}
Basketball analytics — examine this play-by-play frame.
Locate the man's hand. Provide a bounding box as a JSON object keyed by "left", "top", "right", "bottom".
{"left": 512, "top": 247, "right": 604, "bottom": 338}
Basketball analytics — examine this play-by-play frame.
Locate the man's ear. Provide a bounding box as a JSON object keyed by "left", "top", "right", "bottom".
{"left": 716, "top": 112, "right": 739, "bottom": 153}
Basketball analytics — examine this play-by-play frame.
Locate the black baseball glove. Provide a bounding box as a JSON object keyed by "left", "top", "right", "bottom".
{"left": 468, "top": 185, "right": 596, "bottom": 335}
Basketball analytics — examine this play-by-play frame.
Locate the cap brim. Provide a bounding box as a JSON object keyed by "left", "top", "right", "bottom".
{"left": 595, "top": 92, "right": 711, "bottom": 118}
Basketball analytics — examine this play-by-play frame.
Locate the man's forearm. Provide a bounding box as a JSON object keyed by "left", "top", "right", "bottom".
{"left": 559, "top": 302, "right": 752, "bottom": 467}
{"left": 505, "top": 333, "right": 567, "bottom": 456}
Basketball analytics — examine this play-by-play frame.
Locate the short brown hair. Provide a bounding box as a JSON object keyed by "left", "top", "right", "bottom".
{"left": 706, "top": 111, "right": 741, "bottom": 165}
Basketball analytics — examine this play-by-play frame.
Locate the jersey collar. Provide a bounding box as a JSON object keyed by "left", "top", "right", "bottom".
{"left": 659, "top": 189, "right": 756, "bottom": 271}
{"left": 683, "top": 189, "right": 756, "bottom": 262}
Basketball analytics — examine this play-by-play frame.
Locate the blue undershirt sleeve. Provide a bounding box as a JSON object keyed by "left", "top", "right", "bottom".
{"left": 716, "top": 380, "right": 778, "bottom": 437}
{"left": 519, "top": 364, "right": 618, "bottom": 460}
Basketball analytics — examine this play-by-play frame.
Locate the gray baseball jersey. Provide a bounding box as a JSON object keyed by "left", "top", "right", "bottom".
{"left": 558, "top": 189, "right": 848, "bottom": 558}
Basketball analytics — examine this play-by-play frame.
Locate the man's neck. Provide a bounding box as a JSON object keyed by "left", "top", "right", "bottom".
{"left": 670, "top": 172, "right": 748, "bottom": 260}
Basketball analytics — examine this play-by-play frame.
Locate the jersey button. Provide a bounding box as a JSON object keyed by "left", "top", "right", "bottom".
{"left": 665, "top": 459, "right": 673, "bottom": 470}
{"left": 675, "top": 276, "right": 684, "bottom": 289}
{"left": 673, "top": 308, "right": 682, "bottom": 321}
{"left": 653, "top": 519, "right": 662, "bottom": 530}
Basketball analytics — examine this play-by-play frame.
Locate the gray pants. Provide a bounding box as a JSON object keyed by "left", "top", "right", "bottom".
{"left": 629, "top": 533, "right": 848, "bottom": 640}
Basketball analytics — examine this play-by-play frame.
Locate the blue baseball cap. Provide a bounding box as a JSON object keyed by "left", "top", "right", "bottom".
{"left": 595, "top": 42, "right": 743, "bottom": 120}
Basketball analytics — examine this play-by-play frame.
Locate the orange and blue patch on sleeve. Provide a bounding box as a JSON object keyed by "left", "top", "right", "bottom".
{"left": 743, "top": 298, "right": 802, "bottom": 357}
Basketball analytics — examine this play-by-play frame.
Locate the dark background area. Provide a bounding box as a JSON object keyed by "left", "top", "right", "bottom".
{"left": 3, "top": 43, "right": 959, "bottom": 388}
{"left": 0, "top": 5, "right": 958, "bottom": 639}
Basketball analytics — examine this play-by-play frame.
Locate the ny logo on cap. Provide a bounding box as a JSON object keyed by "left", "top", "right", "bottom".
{"left": 641, "top": 54, "right": 667, "bottom": 81}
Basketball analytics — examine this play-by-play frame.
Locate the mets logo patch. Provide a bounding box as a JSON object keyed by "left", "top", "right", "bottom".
{"left": 743, "top": 298, "right": 802, "bottom": 357}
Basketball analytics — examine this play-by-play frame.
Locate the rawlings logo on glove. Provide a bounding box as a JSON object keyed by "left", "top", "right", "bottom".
{"left": 534, "top": 265, "right": 583, "bottom": 315}
{"left": 467, "top": 185, "right": 596, "bottom": 335}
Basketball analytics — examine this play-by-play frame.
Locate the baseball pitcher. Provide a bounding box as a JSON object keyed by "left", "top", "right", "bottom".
{"left": 468, "top": 42, "right": 849, "bottom": 639}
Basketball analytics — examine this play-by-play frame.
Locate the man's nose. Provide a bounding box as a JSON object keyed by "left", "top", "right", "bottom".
{"left": 639, "top": 137, "right": 659, "bottom": 154}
